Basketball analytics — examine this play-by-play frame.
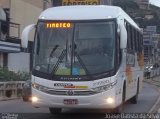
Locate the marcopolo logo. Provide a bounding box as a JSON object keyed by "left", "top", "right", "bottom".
{"left": 62, "top": 0, "right": 99, "bottom": 6}
{"left": 66, "top": 90, "right": 74, "bottom": 96}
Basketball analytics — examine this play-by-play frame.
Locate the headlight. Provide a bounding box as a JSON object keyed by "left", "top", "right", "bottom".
{"left": 32, "top": 83, "right": 49, "bottom": 91}
{"left": 31, "top": 96, "right": 38, "bottom": 102}
{"left": 106, "top": 97, "right": 114, "bottom": 104}
{"left": 92, "top": 81, "right": 117, "bottom": 93}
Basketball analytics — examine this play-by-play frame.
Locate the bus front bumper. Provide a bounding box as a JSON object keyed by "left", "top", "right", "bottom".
{"left": 31, "top": 88, "right": 119, "bottom": 109}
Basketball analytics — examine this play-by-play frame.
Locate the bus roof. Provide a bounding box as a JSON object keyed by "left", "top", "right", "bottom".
{"left": 39, "top": 5, "right": 139, "bottom": 29}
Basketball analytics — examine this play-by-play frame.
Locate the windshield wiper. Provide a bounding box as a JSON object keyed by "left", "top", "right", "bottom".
{"left": 47, "top": 45, "right": 60, "bottom": 71}
{"left": 49, "top": 45, "right": 59, "bottom": 57}
{"left": 74, "top": 52, "right": 92, "bottom": 77}
{"left": 51, "top": 50, "right": 66, "bottom": 76}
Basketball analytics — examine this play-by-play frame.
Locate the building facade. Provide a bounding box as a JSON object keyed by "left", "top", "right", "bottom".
{"left": 134, "top": 0, "right": 149, "bottom": 9}
{"left": 0, "top": 0, "right": 49, "bottom": 72}
{"left": 51, "top": 0, "right": 112, "bottom": 6}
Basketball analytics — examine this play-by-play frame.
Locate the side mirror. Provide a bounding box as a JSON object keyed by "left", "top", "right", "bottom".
{"left": 21, "top": 24, "right": 36, "bottom": 48}
{"left": 119, "top": 22, "right": 127, "bottom": 49}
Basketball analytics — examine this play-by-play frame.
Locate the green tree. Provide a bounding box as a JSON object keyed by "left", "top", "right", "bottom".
{"left": 113, "top": 0, "right": 139, "bottom": 11}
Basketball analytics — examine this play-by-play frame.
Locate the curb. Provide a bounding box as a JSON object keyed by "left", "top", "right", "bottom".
{"left": 148, "top": 87, "right": 160, "bottom": 113}
{"left": 0, "top": 97, "right": 21, "bottom": 101}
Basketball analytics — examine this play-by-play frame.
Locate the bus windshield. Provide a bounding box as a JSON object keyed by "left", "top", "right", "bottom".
{"left": 33, "top": 20, "right": 116, "bottom": 76}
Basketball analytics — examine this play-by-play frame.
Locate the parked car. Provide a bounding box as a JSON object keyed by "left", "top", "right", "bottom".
{"left": 144, "top": 65, "right": 153, "bottom": 78}
{"left": 144, "top": 63, "right": 160, "bottom": 78}
{"left": 22, "top": 79, "right": 31, "bottom": 102}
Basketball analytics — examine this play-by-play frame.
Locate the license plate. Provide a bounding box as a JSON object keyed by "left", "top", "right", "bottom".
{"left": 63, "top": 99, "right": 78, "bottom": 105}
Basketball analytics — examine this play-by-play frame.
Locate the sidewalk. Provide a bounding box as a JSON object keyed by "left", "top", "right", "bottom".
{"left": 144, "top": 76, "right": 160, "bottom": 113}
{"left": 0, "top": 97, "right": 21, "bottom": 101}
{"left": 145, "top": 76, "right": 160, "bottom": 87}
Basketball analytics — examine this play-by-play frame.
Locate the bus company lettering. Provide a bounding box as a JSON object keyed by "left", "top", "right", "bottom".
{"left": 60, "top": 77, "right": 82, "bottom": 80}
{"left": 54, "top": 83, "right": 88, "bottom": 89}
{"left": 54, "top": 83, "right": 73, "bottom": 87}
{"left": 93, "top": 79, "right": 111, "bottom": 87}
{"left": 62, "top": 0, "right": 99, "bottom": 6}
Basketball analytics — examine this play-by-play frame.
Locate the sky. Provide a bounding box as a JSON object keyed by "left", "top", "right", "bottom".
{"left": 149, "top": 0, "right": 160, "bottom": 7}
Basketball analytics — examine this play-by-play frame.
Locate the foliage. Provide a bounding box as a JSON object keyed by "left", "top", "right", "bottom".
{"left": 0, "top": 68, "right": 31, "bottom": 82}
{"left": 112, "top": 0, "right": 160, "bottom": 33}
{"left": 113, "top": 0, "right": 139, "bottom": 11}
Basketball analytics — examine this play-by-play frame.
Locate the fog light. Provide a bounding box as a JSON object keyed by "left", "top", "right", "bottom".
{"left": 106, "top": 97, "right": 114, "bottom": 104}
{"left": 32, "top": 96, "right": 38, "bottom": 102}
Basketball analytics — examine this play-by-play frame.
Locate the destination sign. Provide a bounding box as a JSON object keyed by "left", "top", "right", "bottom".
{"left": 46, "top": 22, "right": 72, "bottom": 28}
{"left": 62, "top": 0, "right": 100, "bottom": 6}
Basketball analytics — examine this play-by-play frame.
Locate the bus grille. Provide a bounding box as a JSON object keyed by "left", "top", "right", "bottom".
{"left": 42, "top": 89, "right": 96, "bottom": 96}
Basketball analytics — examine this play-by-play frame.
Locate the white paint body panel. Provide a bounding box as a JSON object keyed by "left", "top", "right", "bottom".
{"left": 32, "top": 76, "right": 118, "bottom": 109}
{"left": 39, "top": 5, "right": 139, "bottom": 29}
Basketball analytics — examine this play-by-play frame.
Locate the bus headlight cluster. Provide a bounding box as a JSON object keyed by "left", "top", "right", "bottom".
{"left": 92, "top": 81, "right": 117, "bottom": 93}
{"left": 32, "top": 83, "right": 49, "bottom": 92}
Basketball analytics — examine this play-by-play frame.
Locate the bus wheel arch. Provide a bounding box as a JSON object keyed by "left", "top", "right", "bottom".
{"left": 111, "top": 80, "right": 126, "bottom": 113}
{"left": 122, "top": 80, "right": 126, "bottom": 103}
{"left": 130, "top": 78, "right": 139, "bottom": 104}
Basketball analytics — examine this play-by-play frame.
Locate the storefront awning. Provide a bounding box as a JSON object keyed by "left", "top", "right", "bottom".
{"left": 0, "top": 41, "right": 20, "bottom": 53}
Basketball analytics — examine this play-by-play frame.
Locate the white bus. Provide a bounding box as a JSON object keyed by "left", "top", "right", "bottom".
{"left": 21, "top": 5, "right": 144, "bottom": 114}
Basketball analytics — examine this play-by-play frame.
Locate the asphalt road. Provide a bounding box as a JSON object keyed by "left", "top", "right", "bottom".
{"left": 0, "top": 82, "right": 159, "bottom": 119}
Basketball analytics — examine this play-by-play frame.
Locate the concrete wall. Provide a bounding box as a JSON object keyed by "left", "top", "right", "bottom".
{"left": 0, "top": 0, "right": 10, "bottom": 8}
{"left": 10, "top": 0, "right": 43, "bottom": 41}
{"left": 0, "top": 0, "right": 50, "bottom": 40}
{"left": 0, "top": 81, "right": 25, "bottom": 101}
{"left": 8, "top": 53, "right": 30, "bottom": 73}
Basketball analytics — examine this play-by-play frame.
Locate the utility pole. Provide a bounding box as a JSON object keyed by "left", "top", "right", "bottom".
{"left": 43, "top": 0, "right": 48, "bottom": 10}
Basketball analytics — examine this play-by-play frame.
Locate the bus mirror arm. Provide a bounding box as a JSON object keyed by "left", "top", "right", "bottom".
{"left": 119, "top": 23, "right": 127, "bottom": 49}
{"left": 21, "top": 24, "right": 36, "bottom": 48}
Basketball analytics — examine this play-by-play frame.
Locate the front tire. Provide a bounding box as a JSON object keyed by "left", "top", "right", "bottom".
{"left": 22, "top": 97, "right": 29, "bottom": 102}
{"left": 49, "top": 108, "right": 61, "bottom": 114}
{"left": 112, "top": 104, "right": 123, "bottom": 114}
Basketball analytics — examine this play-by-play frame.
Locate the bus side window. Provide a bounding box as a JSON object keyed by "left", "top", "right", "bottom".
{"left": 135, "top": 31, "right": 138, "bottom": 52}
{"left": 126, "top": 23, "right": 130, "bottom": 50}
{"left": 132, "top": 28, "right": 135, "bottom": 51}
{"left": 118, "top": 32, "right": 122, "bottom": 65}
{"left": 140, "top": 34, "right": 143, "bottom": 52}
{"left": 138, "top": 32, "right": 142, "bottom": 53}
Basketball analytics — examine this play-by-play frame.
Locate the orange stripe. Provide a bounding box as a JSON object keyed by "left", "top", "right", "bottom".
{"left": 64, "top": 86, "right": 76, "bottom": 88}
{"left": 64, "top": 86, "right": 88, "bottom": 89}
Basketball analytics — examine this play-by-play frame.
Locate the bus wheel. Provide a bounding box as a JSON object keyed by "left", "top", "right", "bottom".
{"left": 22, "top": 97, "right": 29, "bottom": 102}
{"left": 112, "top": 104, "right": 123, "bottom": 114}
{"left": 130, "top": 81, "right": 139, "bottom": 104}
{"left": 49, "top": 108, "right": 61, "bottom": 114}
